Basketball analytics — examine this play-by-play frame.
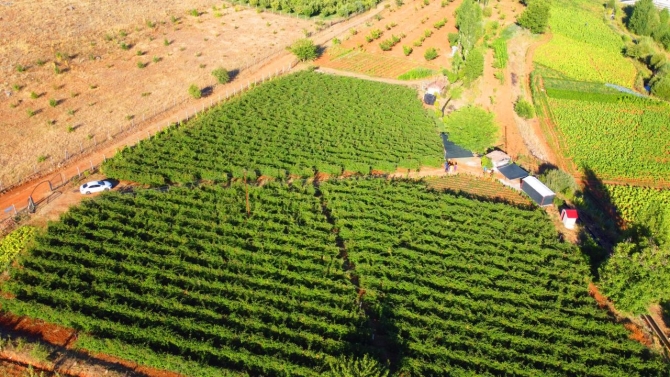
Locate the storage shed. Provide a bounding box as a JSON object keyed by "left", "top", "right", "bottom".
{"left": 485, "top": 150, "right": 511, "bottom": 169}
{"left": 423, "top": 93, "right": 436, "bottom": 105}
{"left": 521, "top": 176, "right": 555, "bottom": 206}
{"left": 560, "top": 209, "right": 578, "bottom": 229}
{"left": 441, "top": 133, "right": 474, "bottom": 159}
{"left": 498, "top": 163, "right": 528, "bottom": 181}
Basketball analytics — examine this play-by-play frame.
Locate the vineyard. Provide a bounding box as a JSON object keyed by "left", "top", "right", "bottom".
{"left": 102, "top": 72, "right": 443, "bottom": 185}
{"left": 424, "top": 175, "right": 531, "bottom": 206}
{"left": 322, "top": 179, "right": 667, "bottom": 376}
{"left": 533, "top": 0, "right": 636, "bottom": 86}
{"left": 546, "top": 93, "right": 670, "bottom": 182}
{"left": 604, "top": 185, "right": 670, "bottom": 242}
{"left": 2, "top": 183, "right": 369, "bottom": 376}
{"left": 2, "top": 179, "right": 669, "bottom": 376}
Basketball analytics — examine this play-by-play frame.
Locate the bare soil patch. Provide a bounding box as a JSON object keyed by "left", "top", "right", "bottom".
{"left": 0, "top": 2, "right": 312, "bottom": 186}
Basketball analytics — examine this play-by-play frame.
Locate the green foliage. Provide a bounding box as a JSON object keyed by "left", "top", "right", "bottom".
{"left": 491, "top": 38, "right": 508, "bottom": 68}
{"left": 605, "top": 185, "right": 670, "bottom": 245}
{"left": 650, "top": 73, "right": 670, "bottom": 100}
{"left": 0, "top": 226, "right": 36, "bottom": 270}
{"left": 538, "top": 168, "right": 576, "bottom": 194}
{"left": 599, "top": 242, "right": 670, "bottom": 314}
{"left": 323, "top": 178, "right": 668, "bottom": 376}
{"left": 290, "top": 39, "right": 318, "bottom": 61}
{"left": 518, "top": 0, "right": 551, "bottom": 34}
{"left": 455, "top": 0, "right": 483, "bottom": 57}
{"left": 4, "top": 178, "right": 668, "bottom": 376}
{"left": 628, "top": 0, "right": 660, "bottom": 36}
{"left": 448, "top": 32, "right": 459, "bottom": 47}
{"left": 188, "top": 84, "right": 201, "bottom": 99}
{"left": 402, "top": 45, "right": 413, "bottom": 56}
{"left": 514, "top": 98, "right": 535, "bottom": 119}
{"left": 481, "top": 155, "right": 493, "bottom": 169}
{"left": 379, "top": 35, "right": 401, "bottom": 51}
{"left": 424, "top": 47, "right": 438, "bottom": 61}
{"left": 534, "top": 0, "right": 636, "bottom": 86}
{"left": 442, "top": 105, "right": 498, "bottom": 153}
{"left": 433, "top": 18, "right": 447, "bottom": 29}
{"left": 546, "top": 93, "right": 670, "bottom": 181}
{"left": 397, "top": 67, "right": 434, "bottom": 80}
{"left": 103, "top": 72, "right": 442, "bottom": 184}
{"left": 211, "top": 67, "right": 230, "bottom": 84}
{"left": 324, "top": 355, "right": 389, "bottom": 377}
{"left": 462, "top": 48, "right": 484, "bottom": 84}
{"left": 49, "top": 98, "right": 57, "bottom": 107}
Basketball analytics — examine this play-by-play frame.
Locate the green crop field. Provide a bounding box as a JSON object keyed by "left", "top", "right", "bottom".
{"left": 545, "top": 89, "right": 670, "bottom": 182}
{"left": 604, "top": 184, "right": 670, "bottom": 241}
{"left": 2, "top": 179, "right": 667, "bottom": 376}
{"left": 534, "top": 0, "right": 636, "bottom": 86}
{"left": 103, "top": 72, "right": 443, "bottom": 185}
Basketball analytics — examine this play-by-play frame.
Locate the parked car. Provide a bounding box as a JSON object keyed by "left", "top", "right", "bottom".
{"left": 79, "top": 180, "right": 112, "bottom": 194}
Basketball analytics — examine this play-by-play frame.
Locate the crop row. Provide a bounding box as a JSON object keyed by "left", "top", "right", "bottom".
{"left": 102, "top": 72, "right": 443, "bottom": 185}
{"left": 320, "top": 178, "right": 668, "bottom": 376}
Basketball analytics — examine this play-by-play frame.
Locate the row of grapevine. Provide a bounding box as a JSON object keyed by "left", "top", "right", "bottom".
{"left": 3, "top": 179, "right": 668, "bottom": 376}
{"left": 102, "top": 71, "right": 443, "bottom": 185}
{"left": 320, "top": 178, "right": 668, "bottom": 376}
{"left": 2, "top": 183, "right": 372, "bottom": 377}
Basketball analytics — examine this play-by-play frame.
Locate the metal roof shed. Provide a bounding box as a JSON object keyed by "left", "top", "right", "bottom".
{"left": 521, "top": 176, "right": 555, "bottom": 206}
{"left": 498, "top": 164, "right": 528, "bottom": 180}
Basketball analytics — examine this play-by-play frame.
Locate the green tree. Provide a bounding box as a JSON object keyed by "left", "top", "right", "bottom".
{"left": 517, "top": 0, "right": 551, "bottom": 34}
{"left": 462, "top": 48, "right": 484, "bottom": 84}
{"left": 455, "top": 0, "right": 483, "bottom": 57}
{"left": 211, "top": 67, "right": 230, "bottom": 84}
{"left": 628, "top": 0, "right": 660, "bottom": 36}
{"left": 324, "top": 355, "right": 389, "bottom": 377}
{"left": 442, "top": 105, "right": 498, "bottom": 153}
{"left": 651, "top": 73, "right": 670, "bottom": 100}
{"left": 290, "top": 38, "right": 318, "bottom": 61}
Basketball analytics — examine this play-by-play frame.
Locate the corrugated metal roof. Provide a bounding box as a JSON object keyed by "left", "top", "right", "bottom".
{"left": 498, "top": 164, "right": 528, "bottom": 180}
{"left": 441, "top": 133, "right": 474, "bottom": 158}
{"left": 522, "top": 176, "right": 555, "bottom": 197}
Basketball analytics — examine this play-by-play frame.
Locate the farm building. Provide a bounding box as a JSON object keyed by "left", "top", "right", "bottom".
{"left": 425, "top": 79, "right": 447, "bottom": 95}
{"left": 423, "top": 93, "right": 436, "bottom": 105}
{"left": 485, "top": 150, "right": 511, "bottom": 169}
{"left": 498, "top": 163, "right": 529, "bottom": 182}
{"left": 561, "top": 209, "right": 579, "bottom": 229}
{"left": 521, "top": 176, "right": 556, "bottom": 206}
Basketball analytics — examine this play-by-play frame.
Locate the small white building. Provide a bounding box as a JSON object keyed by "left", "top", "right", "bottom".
{"left": 561, "top": 209, "right": 579, "bottom": 229}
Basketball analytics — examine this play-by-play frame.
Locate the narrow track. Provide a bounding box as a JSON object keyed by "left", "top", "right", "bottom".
{"left": 642, "top": 314, "right": 670, "bottom": 360}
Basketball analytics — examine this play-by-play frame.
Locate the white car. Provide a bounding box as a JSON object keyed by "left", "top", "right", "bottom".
{"left": 79, "top": 180, "right": 112, "bottom": 194}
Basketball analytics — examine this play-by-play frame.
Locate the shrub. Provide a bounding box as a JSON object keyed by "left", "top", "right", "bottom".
{"left": 16, "top": 64, "right": 26, "bottom": 73}
{"left": 189, "top": 9, "right": 199, "bottom": 17}
{"left": 483, "top": 6, "right": 492, "bottom": 17}
{"left": 137, "top": 61, "right": 147, "bottom": 69}
{"left": 448, "top": 33, "right": 459, "bottom": 46}
{"left": 120, "top": 42, "right": 130, "bottom": 50}
{"left": 397, "top": 68, "right": 434, "bottom": 80}
{"left": 212, "top": 67, "right": 230, "bottom": 84}
{"left": 49, "top": 98, "right": 57, "bottom": 107}
{"left": 434, "top": 18, "right": 447, "bottom": 29}
{"left": 403, "top": 45, "right": 413, "bottom": 56}
{"left": 424, "top": 48, "right": 438, "bottom": 60}
{"left": 379, "top": 40, "right": 393, "bottom": 51}
{"left": 518, "top": 0, "right": 551, "bottom": 34}
{"left": 30, "top": 91, "right": 38, "bottom": 99}
{"left": 514, "top": 98, "right": 535, "bottom": 119}
{"left": 424, "top": 29, "right": 433, "bottom": 38}
{"left": 289, "top": 39, "right": 318, "bottom": 61}
{"left": 463, "top": 48, "right": 484, "bottom": 84}
{"left": 481, "top": 155, "right": 493, "bottom": 169}
{"left": 26, "top": 109, "right": 35, "bottom": 117}
{"left": 189, "top": 84, "right": 202, "bottom": 99}
{"left": 538, "top": 168, "right": 577, "bottom": 194}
